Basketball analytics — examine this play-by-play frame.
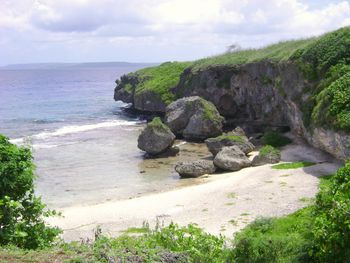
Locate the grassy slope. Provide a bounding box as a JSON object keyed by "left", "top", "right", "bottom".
{"left": 129, "top": 61, "right": 191, "bottom": 105}
{"left": 122, "top": 26, "right": 350, "bottom": 131}
{"left": 191, "top": 38, "right": 317, "bottom": 71}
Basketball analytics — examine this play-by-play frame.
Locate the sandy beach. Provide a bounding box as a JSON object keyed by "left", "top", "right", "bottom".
{"left": 49, "top": 141, "right": 342, "bottom": 242}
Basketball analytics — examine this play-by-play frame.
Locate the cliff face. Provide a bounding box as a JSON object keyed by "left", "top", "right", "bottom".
{"left": 114, "top": 61, "right": 350, "bottom": 160}
{"left": 114, "top": 27, "right": 350, "bottom": 160}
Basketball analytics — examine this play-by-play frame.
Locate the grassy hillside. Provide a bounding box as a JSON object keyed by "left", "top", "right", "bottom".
{"left": 191, "top": 38, "right": 317, "bottom": 71}
{"left": 126, "top": 61, "right": 191, "bottom": 105}
{"left": 118, "top": 26, "right": 350, "bottom": 132}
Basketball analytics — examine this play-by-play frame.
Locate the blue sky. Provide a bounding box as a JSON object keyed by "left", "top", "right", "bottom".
{"left": 0, "top": 0, "right": 349, "bottom": 65}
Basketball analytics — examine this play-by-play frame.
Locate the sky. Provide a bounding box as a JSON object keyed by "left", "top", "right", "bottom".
{"left": 0, "top": 0, "right": 349, "bottom": 65}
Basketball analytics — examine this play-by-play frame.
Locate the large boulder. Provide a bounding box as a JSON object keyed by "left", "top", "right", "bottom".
{"left": 165, "top": 96, "right": 224, "bottom": 141}
{"left": 138, "top": 117, "right": 176, "bottom": 155}
{"left": 205, "top": 127, "right": 255, "bottom": 156}
{"left": 175, "top": 160, "right": 216, "bottom": 178}
{"left": 214, "top": 146, "right": 251, "bottom": 171}
{"left": 252, "top": 145, "right": 281, "bottom": 166}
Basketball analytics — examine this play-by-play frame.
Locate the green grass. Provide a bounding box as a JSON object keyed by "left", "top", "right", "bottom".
{"left": 191, "top": 38, "right": 317, "bottom": 71}
{"left": 261, "top": 132, "right": 292, "bottom": 147}
{"left": 259, "top": 145, "right": 281, "bottom": 158}
{"left": 199, "top": 98, "right": 224, "bottom": 123}
{"left": 117, "top": 26, "right": 350, "bottom": 133}
{"left": 232, "top": 166, "right": 350, "bottom": 263}
{"left": 271, "top": 161, "right": 316, "bottom": 170}
{"left": 216, "top": 134, "right": 245, "bottom": 143}
{"left": 130, "top": 61, "right": 192, "bottom": 105}
{"left": 233, "top": 207, "right": 314, "bottom": 262}
{"left": 0, "top": 223, "right": 234, "bottom": 263}
{"left": 148, "top": 117, "right": 171, "bottom": 133}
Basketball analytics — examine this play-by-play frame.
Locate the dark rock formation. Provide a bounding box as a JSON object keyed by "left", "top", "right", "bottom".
{"left": 165, "top": 96, "right": 224, "bottom": 141}
{"left": 137, "top": 117, "right": 175, "bottom": 155}
{"left": 205, "top": 127, "right": 254, "bottom": 156}
{"left": 115, "top": 61, "right": 350, "bottom": 160}
{"left": 213, "top": 146, "right": 251, "bottom": 171}
{"left": 175, "top": 160, "right": 216, "bottom": 178}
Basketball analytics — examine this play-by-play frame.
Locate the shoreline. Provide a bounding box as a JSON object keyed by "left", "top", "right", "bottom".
{"left": 48, "top": 141, "right": 342, "bottom": 242}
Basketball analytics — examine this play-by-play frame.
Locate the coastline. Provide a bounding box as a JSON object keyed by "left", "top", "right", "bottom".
{"left": 49, "top": 141, "right": 342, "bottom": 242}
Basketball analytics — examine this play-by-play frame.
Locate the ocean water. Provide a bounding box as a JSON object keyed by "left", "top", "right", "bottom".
{"left": 0, "top": 65, "right": 208, "bottom": 208}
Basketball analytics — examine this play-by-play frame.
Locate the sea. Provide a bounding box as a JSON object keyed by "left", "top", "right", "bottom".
{"left": 0, "top": 63, "right": 207, "bottom": 208}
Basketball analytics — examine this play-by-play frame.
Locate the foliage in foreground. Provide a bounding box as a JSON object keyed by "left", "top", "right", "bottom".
{"left": 0, "top": 135, "right": 61, "bottom": 249}
{"left": 233, "top": 164, "right": 350, "bottom": 263}
{"left": 0, "top": 223, "right": 233, "bottom": 263}
{"left": 1, "top": 163, "right": 350, "bottom": 262}
{"left": 312, "top": 163, "right": 350, "bottom": 262}
{"left": 233, "top": 208, "right": 313, "bottom": 263}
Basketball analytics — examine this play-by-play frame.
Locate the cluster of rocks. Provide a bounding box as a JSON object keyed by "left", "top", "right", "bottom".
{"left": 137, "top": 96, "right": 281, "bottom": 178}
{"left": 174, "top": 127, "right": 256, "bottom": 177}
{"left": 137, "top": 96, "right": 224, "bottom": 156}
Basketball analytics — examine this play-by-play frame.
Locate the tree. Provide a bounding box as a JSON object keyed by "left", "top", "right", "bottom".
{"left": 0, "top": 135, "right": 61, "bottom": 249}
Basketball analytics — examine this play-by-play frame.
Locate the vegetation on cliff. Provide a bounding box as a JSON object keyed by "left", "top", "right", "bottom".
{"left": 116, "top": 26, "right": 350, "bottom": 134}
{"left": 126, "top": 61, "right": 191, "bottom": 105}
{"left": 261, "top": 131, "right": 292, "bottom": 147}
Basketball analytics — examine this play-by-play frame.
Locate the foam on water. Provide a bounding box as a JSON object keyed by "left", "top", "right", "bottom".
{"left": 10, "top": 119, "right": 142, "bottom": 145}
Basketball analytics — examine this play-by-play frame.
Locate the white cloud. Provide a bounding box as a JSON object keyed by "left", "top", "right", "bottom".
{"left": 0, "top": 0, "right": 349, "bottom": 64}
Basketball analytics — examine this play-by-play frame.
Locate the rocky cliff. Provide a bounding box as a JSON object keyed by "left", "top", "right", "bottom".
{"left": 114, "top": 27, "right": 350, "bottom": 160}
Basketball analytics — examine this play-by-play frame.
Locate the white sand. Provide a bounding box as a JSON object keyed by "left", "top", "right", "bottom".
{"left": 49, "top": 142, "right": 342, "bottom": 242}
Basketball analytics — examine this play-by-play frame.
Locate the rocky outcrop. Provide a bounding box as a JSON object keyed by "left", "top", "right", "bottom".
{"left": 213, "top": 146, "right": 251, "bottom": 171}
{"left": 205, "top": 127, "right": 254, "bottom": 156}
{"left": 305, "top": 128, "right": 350, "bottom": 160}
{"left": 165, "top": 96, "right": 224, "bottom": 141}
{"left": 115, "top": 60, "right": 350, "bottom": 160}
{"left": 252, "top": 145, "right": 281, "bottom": 166}
{"left": 137, "top": 117, "right": 175, "bottom": 155}
{"left": 175, "top": 160, "right": 216, "bottom": 178}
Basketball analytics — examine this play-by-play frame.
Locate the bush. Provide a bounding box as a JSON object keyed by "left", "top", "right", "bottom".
{"left": 261, "top": 132, "right": 292, "bottom": 147}
{"left": 312, "top": 163, "right": 350, "bottom": 262}
{"left": 259, "top": 145, "right": 280, "bottom": 159}
{"left": 2, "top": 223, "right": 233, "bottom": 262}
{"left": 312, "top": 71, "right": 350, "bottom": 131}
{"left": 0, "top": 135, "right": 61, "bottom": 249}
{"left": 232, "top": 209, "right": 313, "bottom": 263}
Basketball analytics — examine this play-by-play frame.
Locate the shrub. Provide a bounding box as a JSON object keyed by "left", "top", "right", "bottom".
{"left": 6, "top": 223, "right": 233, "bottom": 262}
{"left": 312, "top": 71, "right": 350, "bottom": 131}
{"left": 0, "top": 135, "right": 61, "bottom": 249}
{"left": 259, "top": 145, "right": 280, "bottom": 159}
{"left": 261, "top": 132, "right": 292, "bottom": 147}
{"left": 312, "top": 163, "right": 350, "bottom": 262}
{"left": 232, "top": 208, "right": 313, "bottom": 263}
